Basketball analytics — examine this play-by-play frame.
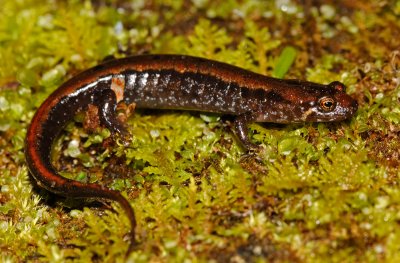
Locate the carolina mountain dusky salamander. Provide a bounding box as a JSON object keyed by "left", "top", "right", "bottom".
{"left": 25, "top": 54, "right": 358, "bottom": 255}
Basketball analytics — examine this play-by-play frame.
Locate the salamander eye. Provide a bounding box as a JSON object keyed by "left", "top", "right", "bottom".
{"left": 319, "top": 97, "right": 336, "bottom": 112}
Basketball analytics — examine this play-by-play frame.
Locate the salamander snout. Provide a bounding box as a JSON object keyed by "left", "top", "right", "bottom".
{"left": 349, "top": 97, "right": 358, "bottom": 115}
{"left": 328, "top": 81, "right": 358, "bottom": 118}
{"left": 335, "top": 92, "right": 358, "bottom": 120}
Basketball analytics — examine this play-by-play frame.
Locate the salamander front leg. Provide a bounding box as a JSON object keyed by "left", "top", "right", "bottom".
{"left": 97, "top": 89, "right": 131, "bottom": 142}
{"left": 233, "top": 113, "right": 260, "bottom": 151}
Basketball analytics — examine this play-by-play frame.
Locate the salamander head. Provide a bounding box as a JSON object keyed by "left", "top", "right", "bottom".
{"left": 257, "top": 81, "right": 358, "bottom": 123}
{"left": 299, "top": 81, "right": 358, "bottom": 122}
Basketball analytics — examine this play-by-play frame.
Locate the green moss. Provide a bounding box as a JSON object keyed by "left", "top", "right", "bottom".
{"left": 1, "top": 0, "right": 400, "bottom": 262}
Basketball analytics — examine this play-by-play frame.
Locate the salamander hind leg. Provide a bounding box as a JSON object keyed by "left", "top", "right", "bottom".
{"left": 96, "top": 88, "right": 131, "bottom": 143}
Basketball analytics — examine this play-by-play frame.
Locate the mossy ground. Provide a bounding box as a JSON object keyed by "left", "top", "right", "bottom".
{"left": 1, "top": 0, "right": 399, "bottom": 262}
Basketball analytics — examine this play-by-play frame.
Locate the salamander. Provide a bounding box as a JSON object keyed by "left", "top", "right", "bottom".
{"left": 25, "top": 54, "right": 358, "bottom": 255}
